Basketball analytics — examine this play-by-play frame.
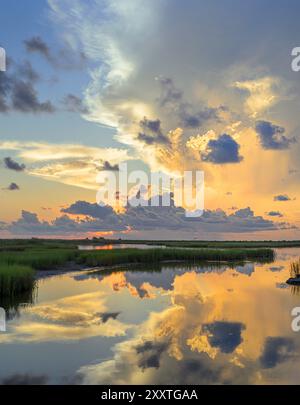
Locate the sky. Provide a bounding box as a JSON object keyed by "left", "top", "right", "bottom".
{"left": 0, "top": 0, "right": 300, "bottom": 240}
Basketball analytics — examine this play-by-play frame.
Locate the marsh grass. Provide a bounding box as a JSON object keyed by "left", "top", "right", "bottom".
{"left": 0, "top": 264, "right": 35, "bottom": 298}
{"left": 1, "top": 287, "right": 37, "bottom": 319}
{"left": 0, "top": 249, "right": 77, "bottom": 270}
{"left": 88, "top": 260, "right": 246, "bottom": 278}
{"left": 108, "top": 240, "right": 300, "bottom": 249}
{"left": 291, "top": 285, "right": 300, "bottom": 296}
{"left": 290, "top": 259, "right": 300, "bottom": 279}
{"left": 0, "top": 244, "right": 274, "bottom": 299}
{"left": 77, "top": 247, "right": 275, "bottom": 267}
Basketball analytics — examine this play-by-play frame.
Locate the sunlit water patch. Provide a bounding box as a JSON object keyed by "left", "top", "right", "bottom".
{"left": 0, "top": 248, "right": 300, "bottom": 384}
{"left": 78, "top": 244, "right": 166, "bottom": 250}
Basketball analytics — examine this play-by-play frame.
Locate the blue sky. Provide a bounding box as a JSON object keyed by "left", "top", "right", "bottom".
{"left": 0, "top": 0, "right": 300, "bottom": 239}
{"left": 0, "top": 0, "right": 117, "bottom": 146}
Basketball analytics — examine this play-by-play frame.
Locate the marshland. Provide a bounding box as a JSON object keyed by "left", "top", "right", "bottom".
{"left": 0, "top": 239, "right": 276, "bottom": 298}
{"left": 0, "top": 240, "right": 300, "bottom": 384}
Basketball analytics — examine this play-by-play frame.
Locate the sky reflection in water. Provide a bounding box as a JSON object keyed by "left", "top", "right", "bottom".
{"left": 1, "top": 248, "right": 300, "bottom": 385}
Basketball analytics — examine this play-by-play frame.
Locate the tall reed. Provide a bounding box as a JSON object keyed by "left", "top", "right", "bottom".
{"left": 290, "top": 259, "right": 300, "bottom": 278}
{"left": 77, "top": 247, "right": 275, "bottom": 267}
{"left": 0, "top": 249, "right": 77, "bottom": 270}
{"left": 0, "top": 264, "right": 35, "bottom": 297}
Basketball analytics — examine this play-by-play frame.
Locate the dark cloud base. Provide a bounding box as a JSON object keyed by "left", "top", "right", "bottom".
{"left": 3, "top": 196, "right": 292, "bottom": 237}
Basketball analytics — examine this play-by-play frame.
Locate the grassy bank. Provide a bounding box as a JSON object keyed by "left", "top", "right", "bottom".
{"left": 0, "top": 242, "right": 275, "bottom": 300}
{"left": 77, "top": 247, "right": 275, "bottom": 267}
{"left": 0, "top": 264, "right": 35, "bottom": 297}
{"left": 125, "top": 240, "right": 300, "bottom": 249}
{"left": 0, "top": 247, "right": 76, "bottom": 299}
{"left": 0, "top": 244, "right": 275, "bottom": 272}
{"left": 0, "top": 249, "right": 77, "bottom": 270}
{"left": 1, "top": 239, "right": 300, "bottom": 250}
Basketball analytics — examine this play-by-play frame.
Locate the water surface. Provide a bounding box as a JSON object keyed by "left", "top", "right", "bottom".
{"left": 1, "top": 248, "right": 300, "bottom": 385}
{"left": 78, "top": 243, "right": 166, "bottom": 250}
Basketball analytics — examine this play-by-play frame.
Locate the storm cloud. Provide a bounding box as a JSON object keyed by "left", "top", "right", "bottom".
{"left": 100, "top": 161, "right": 119, "bottom": 171}
{"left": 0, "top": 59, "right": 55, "bottom": 114}
{"left": 202, "top": 321, "right": 245, "bottom": 353}
{"left": 3, "top": 157, "right": 25, "bottom": 172}
{"left": 3, "top": 196, "right": 292, "bottom": 237}
{"left": 137, "top": 117, "right": 170, "bottom": 145}
{"left": 201, "top": 134, "right": 243, "bottom": 164}
{"left": 255, "top": 121, "right": 295, "bottom": 150}
{"left": 24, "top": 36, "right": 86, "bottom": 70}
{"left": 158, "top": 77, "right": 222, "bottom": 129}
{"left": 61, "top": 200, "right": 117, "bottom": 219}
{"left": 24, "top": 36, "right": 52, "bottom": 61}
{"left": 11, "top": 80, "right": 55, "bottom": 113}
{"left": 259, "top": 337, "right": 295, "bottom": 369}
{"left": 135, "top": 340, "right": 169, "bottom": 370}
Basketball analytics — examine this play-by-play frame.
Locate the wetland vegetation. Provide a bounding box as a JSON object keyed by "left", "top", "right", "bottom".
{"left": 0, "top": 238, "right": 276, "bottom": 299}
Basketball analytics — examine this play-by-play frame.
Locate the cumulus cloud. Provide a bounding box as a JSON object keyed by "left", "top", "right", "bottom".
{"left": 255, "top": 121, "right": 295, "bottom": 150}
{"left": 0, "top": 292, "right": 132, "bottom": 344}
{"left": 99, "top": 312, "right": 120, "bottom": 323}
{"left": 201, "top": 134, "right": 243, "bottom": 164}
{"left": 135, "top": 340, "right": 169, "bottom": 370}
{"left": 202, "top": 321, "right": 245, "bottom": 354}
{"left": 157, "top": 76, "right": 222, "bottom": 129}
{"left": 3, "top": 157, "right": 25, "bottom": 172}
{"left": 11, "top": 79, "right": 55, "bottom": 113}
{"left": 0, "top": 0, "right": 297, "bottom": 238}
{"left": 24, "top": 36, "right": 52, "bottom": 61}
{"left": 128, "top": 204, "right": 291, "bottom": 233}
{"left": 61, "top": 200, "right": 117, "bottom": 219}
{"left": 76, "top": 273, "right": 261, "bottom": 385}
{"left": 2, "top": 196, "right": 292, "bottom": 237}
{"left": 47, "top": 1, "right": 239, "bottom": 177}
{"left": 100, "top": 161, "right": 119, "bottom": 171}
{"left": 43, "top": 0, "right": 300, "bottom": 228}
{"left": 267, "top": 211, "right": 283, "bottom": 217}
{"left": 234, "top": 77, "right": 280, "bottom": 116}
{"left": 4, "top": 182, "right": 20, "bottom": 191}
{"left": 0, "top": 59, "right": 55, "bottom": 114}
{"left": 137, "top": 117, "right": 169, "bottom": 145}
{"left": 259, "top": 337, "right": 295, "bottom": 369}
{"left": 273, "top": 194, "right": 291, "bottom": 202}
{"left": 7, "top": 209, "right": 126, "bottom": 236}
{"left": 0, "top": 71, "right": 11, "bottom": 112}
{"left": 24, "top": 36, "right": 86, "bottom": 70}
{"left": 0, "top": 140, "right": 131, "bottom": 190}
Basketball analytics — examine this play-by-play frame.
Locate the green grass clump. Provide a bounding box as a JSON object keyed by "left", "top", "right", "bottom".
{"left": 290, "top": 259, "right": 300, "bottom": 279}
{"left": 0, "top": 264, "right": 35, "bottom": 297}
{"left": 77, "top": 247, "right": 274, "bottom": 267}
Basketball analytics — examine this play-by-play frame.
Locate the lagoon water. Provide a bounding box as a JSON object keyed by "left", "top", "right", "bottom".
{"left": 1, "top": 248, "right": 300, "bottom": 384}
{"left": 78, "top": 243, "right": 166, "bottom": 250}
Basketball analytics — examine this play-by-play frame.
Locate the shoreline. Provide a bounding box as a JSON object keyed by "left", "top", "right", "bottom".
{"left": 34, "top": 257, "right": 271, "bottom": 280}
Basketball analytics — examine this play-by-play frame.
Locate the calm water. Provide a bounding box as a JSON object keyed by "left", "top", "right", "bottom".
{"left": 1, "top": 248, "right": 300, "bottom": 385}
